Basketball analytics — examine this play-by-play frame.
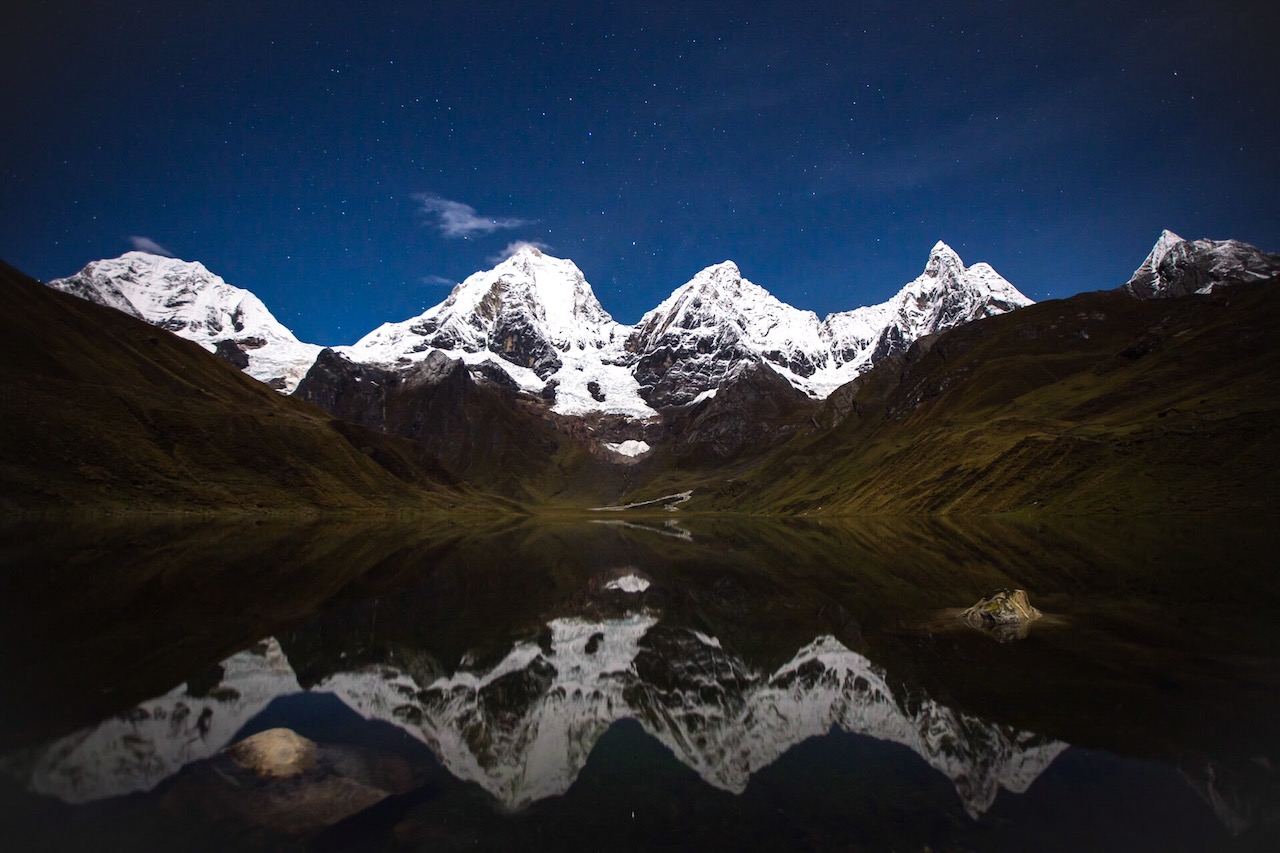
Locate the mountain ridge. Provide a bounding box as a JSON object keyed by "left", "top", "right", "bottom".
{"left": 0, "top": 260, "right": 496, "bottom": 514}
{"left": 14, "top": 229, "right": 1280, "bottom": 511}
{"left": 48, "top": 252, "right": 323, "bottom": 392}
{"left": 1124, "top": 230, "right": 1280, "bottom": 299}
{"left": 49, "top": 241, "right": 1033, "bottom": 416}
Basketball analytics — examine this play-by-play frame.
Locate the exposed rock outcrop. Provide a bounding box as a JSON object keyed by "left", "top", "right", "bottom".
{"left": 961, "top": 589, "right": 1043, "bottom": 642}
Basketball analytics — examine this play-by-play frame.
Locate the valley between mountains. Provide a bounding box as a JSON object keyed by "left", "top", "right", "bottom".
{"left": 3, "top": 231, "right": 1279, "bottom": 515}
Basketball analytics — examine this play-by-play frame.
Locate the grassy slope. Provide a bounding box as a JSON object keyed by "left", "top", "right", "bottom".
{"left": 690, "top": 282, "right": 1280, "bottom": 515}
{"left": 0, "top": 260, "right": 509, "bottom": 514}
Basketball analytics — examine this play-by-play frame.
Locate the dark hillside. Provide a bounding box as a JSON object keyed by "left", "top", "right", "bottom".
{"left": 0, "top": 260, "right": 497, "bottom": 514}
{"left": 695, "top": 281, "right": 1280, "bottom": 515}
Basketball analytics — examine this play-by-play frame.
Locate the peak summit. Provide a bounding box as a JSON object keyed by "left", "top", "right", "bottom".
{"left": 48, "top": 254, "right": 321, "bottom": 391}
{"left": 1125, "top": 231, "right": 1280, "bottom": 299}
{"left": 924, "top": 241, "right": 965, "bottom": 278}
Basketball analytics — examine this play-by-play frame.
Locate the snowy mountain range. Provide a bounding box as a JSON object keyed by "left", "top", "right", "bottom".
{"left": 6, "top": 613, "right": 1064, "bottom": 819}
{"left": 630, "top": 242, "right": 1030, "bottom": 405}
{"left": 48, "top": 242, "right": 1032, "bottom": 417}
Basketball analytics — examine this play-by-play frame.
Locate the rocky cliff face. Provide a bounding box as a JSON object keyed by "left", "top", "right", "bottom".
{"left": 293, "top": 346, "right": 605, "bottom": 499}
{"left": 661, "top": 361, "right": 819, "bottom": 463}
{"left": 1124, "top": 230, "right": 1280, "bottom": 299}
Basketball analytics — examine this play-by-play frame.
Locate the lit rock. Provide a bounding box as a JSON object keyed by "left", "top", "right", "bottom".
{"left": 227, "top": 727, "right": 316, "bottom": 778}
{"left": 961, "top": 589, "right": 1043, "bottom": 642}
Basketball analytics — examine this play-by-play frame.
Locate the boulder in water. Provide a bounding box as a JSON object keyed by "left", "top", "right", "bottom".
{"left": 227, "top": 727, "right": 317, "bottom": 778}
{"left": 961, "top": 589, "right": 1043, "bottom": 642}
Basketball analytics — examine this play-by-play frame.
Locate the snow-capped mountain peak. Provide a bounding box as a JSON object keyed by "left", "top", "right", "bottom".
{"left": 924, "top": 240, "right": 964, "bottom": 277}
{"left": 339, "top": 250, "right": 659, "bottom": 419}
{"left": 629, "top": 244, "right": 1033, "bottom": 405}
{"left": 433, "top": 248, "right": 614, "bottom": 350}
{"left": 1124, "top": 230, "right": 1280, "bottom": 299}
{"left": 627, "top": 261, "right": 831, "bottom": 406}
{"left": 1125, "top": 229, "right": 1185, "bottom": 297}
{"left": 48, "top": 240, "right": 1035, "bottom": 420}
{"left": 635, "top": 260, "right": 815, "bottom": 343}
{"left": 48, "top": 253, "right": 322, "bottom": 391}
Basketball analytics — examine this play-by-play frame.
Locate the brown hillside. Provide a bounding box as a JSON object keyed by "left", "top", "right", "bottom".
{"left": 697, "top": 281, "right": 1280, "bottom": 515}
{"left": 0, "top": 260, "right": 500, "bottom": 514}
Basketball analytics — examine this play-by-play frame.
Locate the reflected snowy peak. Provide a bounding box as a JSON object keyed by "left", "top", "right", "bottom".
{"left": 9, "top": 639, "right": 299, "bottom": 803}
{"left": 324, "top": 618, "right": 1064, "bottom": 816}
{"left": 7, "top": 619, "right": 1064, "bottom": 818}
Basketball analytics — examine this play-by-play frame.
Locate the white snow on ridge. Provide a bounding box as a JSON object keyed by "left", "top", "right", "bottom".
{"left": 49, "top": 252, "right": 322, "bottom": 393}
{"left": 49, "top": 241, "right": 1033, "bottom": 414}
{"left": 604, "top": 574, "right": 651, "bottom": 592}
{"left": 338, "top": 246, "right": 661, "bottom": 419}
{"left": 632, "top": 242, "right": 1034, "bottom": 401}
{"left": 1125, "top": 229, "right": 1280, "bottom": 298}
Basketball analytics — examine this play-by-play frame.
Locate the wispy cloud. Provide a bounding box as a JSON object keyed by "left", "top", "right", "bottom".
{"left": 421, "top": 274, "right": 457, "bottom": 287}
{"left": 414, "top": 194, "right": 528, "bottom": 238}
{"left": 488, "top": 240, "right": 551, "bottom": 264}
{"left": 127, "top": 235, "right": 174, "bottom": 257}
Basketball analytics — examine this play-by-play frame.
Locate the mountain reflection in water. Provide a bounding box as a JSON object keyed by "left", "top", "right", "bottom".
{"left": 1, "top": 515, "right": 1278, "bottom": 851}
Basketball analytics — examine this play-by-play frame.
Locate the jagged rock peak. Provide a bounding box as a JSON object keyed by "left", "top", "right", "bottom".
{"left": 1125, "top": 229, "right": 1185, "bottom": 296}
{"left": 924, "top": 240, "right": 964, "bottom": 276}
{"left": 1124, "top": 230, "right": 1280, "bottom": 299}
{"left": 354, "top": 248, "right": 617, "bottom": 358}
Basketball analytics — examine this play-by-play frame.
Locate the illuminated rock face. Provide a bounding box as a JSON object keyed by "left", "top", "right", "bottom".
{"left": 1125, "top": 230, "right": 1280, "bottom": 299}
{"left": 961, "top": 589, "right": 1044, "bottom": 643}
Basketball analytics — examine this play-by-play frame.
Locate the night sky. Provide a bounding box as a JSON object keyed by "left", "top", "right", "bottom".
{"left": 4, "top": 1, "right": 1277, "bottom": 345}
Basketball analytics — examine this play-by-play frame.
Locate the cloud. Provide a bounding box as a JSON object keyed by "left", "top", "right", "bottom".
{"left": 414, "top": 194, "right": 528, "bottom": 238}
{"left": 487, "top": 240, "right": 551, "bottom": 264}
{"left": 127, "top": 235, "right": 175, "bottom": 257}
{"left": 421, "top": 274, "right": 457, "bottom": 287}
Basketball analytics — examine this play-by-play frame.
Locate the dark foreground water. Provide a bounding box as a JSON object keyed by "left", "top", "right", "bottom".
{"left": 1, "top": 514, "right": 1278, "bottom": 851}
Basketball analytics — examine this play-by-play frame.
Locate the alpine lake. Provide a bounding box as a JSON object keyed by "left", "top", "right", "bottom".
{"left": 1, "top": 513, "right": 1277, "bottom": 852}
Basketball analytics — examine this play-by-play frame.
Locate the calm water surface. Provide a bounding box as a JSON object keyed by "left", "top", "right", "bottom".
{"left": 1, "top": 515, "right": 1277, "bottom": 851}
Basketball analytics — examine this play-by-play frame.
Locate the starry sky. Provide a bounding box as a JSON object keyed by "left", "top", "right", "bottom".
{"left": 3, "top": 1, "right": 1278, "bottom": 345}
